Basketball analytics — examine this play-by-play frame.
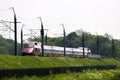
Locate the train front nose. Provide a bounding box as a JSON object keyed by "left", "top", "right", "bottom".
{"left": 22, "top": 48, "right": 33, "bottom": 54}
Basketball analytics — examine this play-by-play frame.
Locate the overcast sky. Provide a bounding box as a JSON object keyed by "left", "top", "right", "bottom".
{"left": 0, "top": 0, "right": 120, "bottom": 41}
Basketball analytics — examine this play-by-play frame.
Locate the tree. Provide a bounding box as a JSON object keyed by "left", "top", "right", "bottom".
{"left": 27, "top": 30, "right": 120, "bottom": 58}
{"left": 0, "top": 46, "right": 9, "bottom": 54}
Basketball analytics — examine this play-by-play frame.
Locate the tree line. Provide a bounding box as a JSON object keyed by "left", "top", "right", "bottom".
{"left": 0, "top": 35, "right": 21, "bottom": 55}
{"left": 0, "top": 29, "right": 120, "bottom": 58}
{"left": 28, "top": 30, "right": 120, "bottom": 58}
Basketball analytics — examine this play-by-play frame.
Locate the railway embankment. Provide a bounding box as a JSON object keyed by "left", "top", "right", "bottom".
{"left": 0, "top": 55, "right": 119, "bottom": 69}
{"left": 0, "top": 55, "right": 119, "bottom": 78}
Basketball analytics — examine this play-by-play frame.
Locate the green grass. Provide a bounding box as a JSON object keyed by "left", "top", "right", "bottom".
{"left": 0, "top": 55, "right": 120, "bottom": 80}
{"left": 32, "top": 70, "right": 120, "bottom": 80}
{"left": 1, "top": 70, "right": 120, "bottom": 80}
{"left": 0, "top": 55, "right": 119, "bottom": 69}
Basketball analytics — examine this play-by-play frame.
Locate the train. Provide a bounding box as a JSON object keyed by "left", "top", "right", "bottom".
{"left": 22, "top": 42, "right": 91, "bottom": 57}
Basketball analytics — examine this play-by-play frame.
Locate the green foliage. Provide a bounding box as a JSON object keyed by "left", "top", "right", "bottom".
{"left": 0, "top": 36, "right": 13, "bottom": 55}
{"left": 0, "top": 35, "right": 21, "bottom": 55}
{"left": 28, "top": 30, "right": 120, "bottom": 58}
{"left": 0, "top": 46, "right": 9, "bottom": 54}
{"left": 1, "top": 29, "right": 120, "bottom": 57}
{"left": 66, "top": 32, "right": 80, "bottom": 48}
{"left": 2, "top": 70, "right": 120, "bottom": 80}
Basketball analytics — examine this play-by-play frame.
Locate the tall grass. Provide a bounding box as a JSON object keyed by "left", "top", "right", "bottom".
{"left": 1, "top": 70, "right": 120, "bottom": 80}
{"left": 0, "top": 55, "right": 120, "bottom": 80}
{"left": 0, "top": 55, "right": 119, "bottom": 69}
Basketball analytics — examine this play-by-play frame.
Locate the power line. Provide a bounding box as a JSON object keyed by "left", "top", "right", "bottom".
{"left": 0, "top": 20, "right": 14, "bottom": 32}
{"left": 17, "top": 16, "right": 36, "bottom": 22}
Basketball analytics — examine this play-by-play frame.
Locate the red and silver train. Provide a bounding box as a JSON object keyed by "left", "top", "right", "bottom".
{"left": 22, "top": 42, "right": 91, "bottom": 57}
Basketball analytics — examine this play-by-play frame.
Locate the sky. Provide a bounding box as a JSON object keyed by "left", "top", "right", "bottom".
{"left": 0, "top": 0, "right": 120, "bottom": 41}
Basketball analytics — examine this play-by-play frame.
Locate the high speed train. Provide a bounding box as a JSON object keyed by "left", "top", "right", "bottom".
{"left": 22, "top": 42, "right": 91, "bottom": 57}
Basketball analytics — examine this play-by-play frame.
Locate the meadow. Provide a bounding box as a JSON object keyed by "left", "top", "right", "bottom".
{"left": 0, "top": 55, "right": 120, "bottom": 80}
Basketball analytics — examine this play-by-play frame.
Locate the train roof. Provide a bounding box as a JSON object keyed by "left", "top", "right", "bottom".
{"left": 23, "top": 42, "right": 91, "bottom": 51}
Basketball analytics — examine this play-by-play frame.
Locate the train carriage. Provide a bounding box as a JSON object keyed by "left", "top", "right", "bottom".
{"left": 22, "top": 42, "right": 91, "bottom": 57}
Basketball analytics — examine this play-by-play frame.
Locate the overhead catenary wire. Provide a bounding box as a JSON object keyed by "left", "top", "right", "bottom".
{"left": 15, "top": 16, "right": 70, "bottom": 35}
{"left": 17, "top": 16, "right": 37, "bottom": 22}
{"left": 0, "top": 8, "right": 71, "bottom": 41}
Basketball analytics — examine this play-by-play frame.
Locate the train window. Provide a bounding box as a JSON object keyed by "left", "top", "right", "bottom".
{"left": 35, "top": 43, "right": 37, "bottom": 45}
{"left": 23, "top": 44, "right": 33, "bottom": 48}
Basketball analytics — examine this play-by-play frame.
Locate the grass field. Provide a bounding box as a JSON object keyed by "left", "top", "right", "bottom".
{"left": 0, "top": 55, "right": 119, "bottom": 69}
{"left": 0, "top": 54, "right": 120, "bottom": 80}
{"left": 1, "top": 70, "right": 120, "bottom": 80}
